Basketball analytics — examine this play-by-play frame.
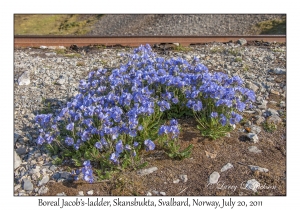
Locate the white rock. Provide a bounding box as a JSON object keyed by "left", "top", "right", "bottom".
{"left": 137, "top": 167, "right": 158, "bottom": 176}
{"left": 209, "top": 171, "right": 220, "bottom": 184}
{"left": 38, "top": 175, "right": 50, "bottom": 186}
{"left": 248, "top": 165, "right": 269, "bottom": 173}
{"left": 248, "top": 146, "right": 262, "bottom": 153}
{"left": 273, "top": 68, "right": 286, "bottom": 75}
{"left": 247, "top": 133, "right": 259, "bottom": 143}
{"left": 87, "top": 190, "right": 94, "bottom": 195}
{"left": 221, "top": 163, "right": 234, "bottom": 172}
{"left": 18, "top": 71, "right": 31, "bottom": 85}
{"left": 173, "top": 179, "right": 180, "bottom": 184}
{"left": 14, "top": 151, "right": 22, "bottom": 169}
{"left": 160, "top": 192, "right": 166, "bottom": 196}
{"left": 245, "top": 179, "right": 260, "bottom": 192}
{"left": 40, "top": 46, "right": 48, "bottom": 49}
{"left": 146, "top": 192, "right": 152, "bottom": 196}
{"left": 78, "top": 191, "right": 84, "bottom": 196}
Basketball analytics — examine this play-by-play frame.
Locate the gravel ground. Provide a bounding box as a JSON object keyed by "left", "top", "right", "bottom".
{"left": 14, "top": 40, "right": 286, "bottom": 196}
{"left": 88, "top": 14, "right": 285, "bottom": 36}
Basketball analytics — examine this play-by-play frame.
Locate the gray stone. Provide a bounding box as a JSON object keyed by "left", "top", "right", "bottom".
{"left": 244, "top": 179, "right": 260, "bottom": 192}
{"left": 29, "top": 166, "right": 40, "bottom": 175}
{"left": 246, "top": 82, "right": 259, "bottom": 92}
{"left": 38, "top": 186, "right": 49, "bottom": 195}
{"left": 16, "top": 146, "right": 28, "bottom": 155}
{"left": 18, "top": 71, "right": 31, "bottom": 85}
{"left": 273, "top": 68, "right": 286, "bottom": 75}
{"left": 14, "top": 151, "right": 22, "bottom": 169}
{"left": 248, "top": 165, "right": 269, "bottom": 173}
{"left": 266, "top": 108, "right": 279, "bottom": 116}
{"left": 255, "top": 116, "right": 265, "bottom": 125}
{"left": 179, "top": 174, "right": 188, "bottom": 183}
{"left": 237, "top": 38, "right": 247, "bottom": 45}
{"left": 56, "top": 192, "right": 66, "bottom": 196}
{"left": 152, "top": 190, "right": 159, "bottom": 195}
{"left": 221, "top": 163, "right": 234, "bottom": 172}
{"left": 209, "top": 171, "right": 220, "bottom": 184}
{"left": 38, "top": 175, "right": 49, "bottom": 186}
{"left": 87, "top": 190, "right": 93, "bottom": 195}
{"left": 267, "top": 115, "right": 282, "bottom": 125}
{"left": 247, "top": 133, "right": 259, "bottom": 143}
{"left": 248, "top": 146, "right": 262, "bottom": 154}
{"left": 49, "top": 165, "right": 57, "bottom": 172}
{"left": 249, "top": 125, "right": 262, "bottom": 134}
{"left": 52, "top": 172, "right": 61, "bottom": 180}
{"left": 60, "top": 171, "right": 71, "bottom": 179}
{"left": 137, "top": 167, "right": 158, "bottom": 176}
{"left": 23, "top": 178, "right": 33, "bottom": 191}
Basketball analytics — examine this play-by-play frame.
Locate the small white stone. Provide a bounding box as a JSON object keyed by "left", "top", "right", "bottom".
{"left": 245, "top": 179, "right": 260, "bottom": 192}
{"left": 221, "top": 163, "right": 234, "bottom": 172}
{"left": 18, "top": 71, "right": 31, "bottom": 86}
{"left": 137, "top": 167, "right": 158, "bottom": 176}
{"left": 87, "top": 190, "right": 94, "bottom": 195}
{"left": 209, "top": 172, "right": 220, "bottom": 184}
{"left": 248, "top": 165, "right": 269, "bottom": 173}
{"left": 247, "top": 133, "right": 259, "bottom": 143}
{"left": 146, "top": 192, "right": 152, "bottom": 196}
{"left": 160, "top": 192, "right": 166, "bottom": 196}
{"left": 78, "top": 191, "right": 84, "bottom": 196}
{"left": 173, "top": 179, "right": 180, "bottom": 184}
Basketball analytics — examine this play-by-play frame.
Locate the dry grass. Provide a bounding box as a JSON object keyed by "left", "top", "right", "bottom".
{"left": 14, "top": 14, "right": 103, "bottom": 35}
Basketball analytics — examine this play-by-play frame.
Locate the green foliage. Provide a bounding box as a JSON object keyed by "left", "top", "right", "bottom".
{"left": 262, "top": 122, "right": 277, "bottom": 133}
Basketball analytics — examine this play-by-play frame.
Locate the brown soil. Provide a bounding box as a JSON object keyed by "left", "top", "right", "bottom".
{"left": 45, "top": 116, "right": 286, "bottom": 196}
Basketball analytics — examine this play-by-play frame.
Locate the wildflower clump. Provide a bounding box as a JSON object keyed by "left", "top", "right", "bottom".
{"left": 35, "top": 44, "right": 255, "bottom": 183}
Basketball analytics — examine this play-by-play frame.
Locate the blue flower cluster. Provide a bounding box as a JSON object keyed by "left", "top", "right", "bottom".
{"left": 35, "top": 44, "right": 255, "bottom": 183}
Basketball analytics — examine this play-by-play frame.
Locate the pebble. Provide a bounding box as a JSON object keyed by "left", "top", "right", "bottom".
{"left": 56, "top": 192, "right": 66, "bottom": 196}
{"left": 248, "top": 165, "right": 269, "bottom": 173}
{"left": 87, "top": 190, "right": 94, "bottom": 195}
{"left": 248, "top": 125, "right": 262, "bottom": 134}
{"left": 23, "top": 178, "right": 33, "bottom": 191}
{"left": 160, "top": 192, "right": 166, "bottom": 196}
{"left": 267, "top": 115, "right": 282, "bottom": 125}
{"left": 179, "top": 174, "right": 188, "bottom": 183}
{"left": 173, "top": 179, "right": 180, "bottom": 184}
{"left": 209, "top": 172, "right": 220, "bottom": 184}
{"left": 245, "top": 179, "right": 260, "bottom": 192}
{"left": 18, "top": 71, "right": 31, "bottom": 85}
{"left": 146, "top": 192, "right": 152, "bottom": 196}
{"left": 137, "top": 167, "right": 158, "bottom": 176}
{"left": 273, "top": 68, "right": 286, "bottom": 75}
{"left": 247, "top": 133, "right": 259, "bottom": 143}
{"left": 248, "top": 146, "right": 262, "bottom": 153}
{"left": 220, "top": 163, "right": 234, "bottom": 172}
{"left": 14, "top": 151, "right": 22, "bottom": 169}
{"left": 237, "top": 38, "right": 247, "bottom": 46}
{"left": 78, "top": 191, "right": 84, "bottom": 196}
{"left": 38, "top": 175, "right": 49, "bottom": 186}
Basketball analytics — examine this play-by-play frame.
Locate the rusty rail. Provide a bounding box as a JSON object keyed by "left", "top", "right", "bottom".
{"left": 14, "top": 35, "right": 286, "bottom": 47}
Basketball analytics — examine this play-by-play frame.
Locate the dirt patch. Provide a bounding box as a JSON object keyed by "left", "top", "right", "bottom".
{"left": 45, "top": 116, "right": 286, "bottom": 196}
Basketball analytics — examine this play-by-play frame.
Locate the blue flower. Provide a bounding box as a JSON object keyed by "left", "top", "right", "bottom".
{"left": 133, "top": 141, "right": 139, "bottom": 147}
{"left": 144, "top": 139, "right": 155, "bottom": 151}
{"left": 66, "top": 122, "right": 74, "bottom": 131}
{"left": 211, "top": 112, "right": 218, "bottom": 118}
{"left": 115, "top": 140, "right": 124, "bottom": 154}
{"left": 65, "top": 137, "right": 74, "bottom": 146}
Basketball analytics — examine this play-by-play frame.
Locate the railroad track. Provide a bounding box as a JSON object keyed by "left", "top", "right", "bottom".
{"left": 14, "top": 35, "right": 286, "bottom": 48}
